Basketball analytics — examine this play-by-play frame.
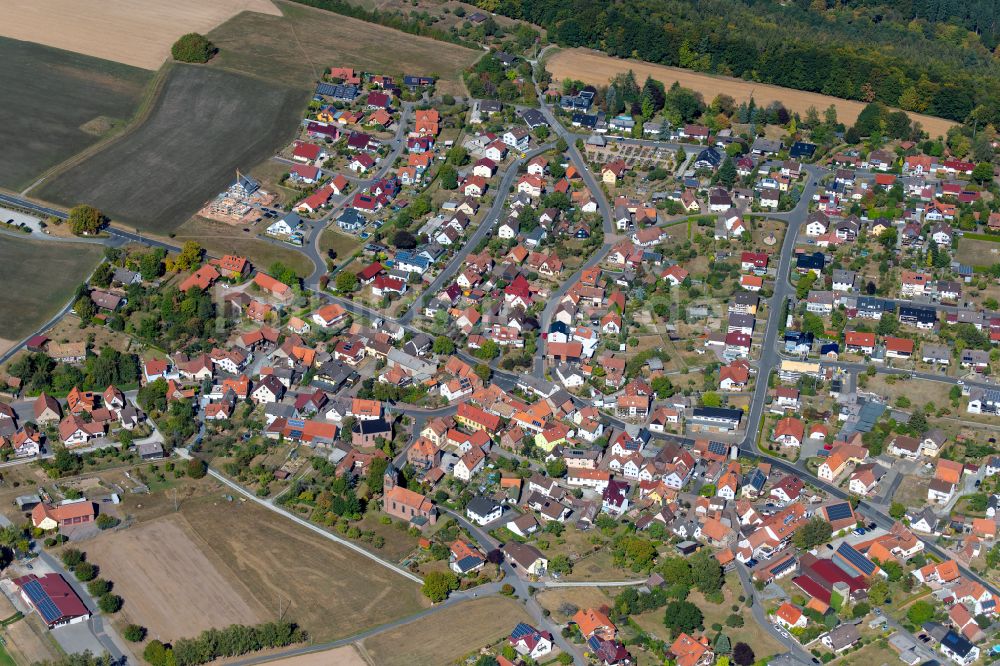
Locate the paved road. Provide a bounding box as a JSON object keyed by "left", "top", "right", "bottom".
{"left": 303, "top": 103, "right": 415, "bottom": 289}
{"left": 399, "top": 142, "right": 555, "bottom": 325}
{"left": 734, "top": 560, "right": 813, "bottom": 662}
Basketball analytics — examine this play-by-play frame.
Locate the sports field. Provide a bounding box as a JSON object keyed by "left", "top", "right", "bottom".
{"left": 0, "top": 235, "right": 102, "bottom": 346}
{"left": 207, "top": 0, "right": 480, "bottom": 95}
{"left": 0, "top": 0, "right": 280, "bottom": 70}
{"left": 0, "top": 37, "right": 151, "bottom": 191}
{"left": 37, "top": 65, "right": 307, "bottom": 234}
{"left": 548, "top": 48, "right": 958, "bottom": 139}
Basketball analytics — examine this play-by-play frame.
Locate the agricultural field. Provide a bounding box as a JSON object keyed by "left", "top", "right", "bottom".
{"left": 85, "top": 518, "right": 270, "bottom": 641}
{"left": 360, "top": 597, "right": 532, "bottom": 666}
{"left": 262, "top": 647, "right": 368, "bottom": 665}
{"left": 82, "top": 482, "right": 428, "bottom": 644}
{"left": 0, "top": 37, "right": 151, "bottom": 191}
{"left": 547, "top": 48, "right": 957, "bottom": 139}
{"left": 179, "top": 493, "right": 428, "bottom": 642}
{"left": 207, "top": 0, "right": 481, "bottom": 95}
{"left": 0, "top": 236, "right": 103, "bottom": 352}
{"left": 174, "top": 216, "right": 315, "bottom": 277}
{"left": 0, "top": 0, "right": 280, "bottom": 70}
{"left": 37, "top": 65, "right": 307, "bottom": 235}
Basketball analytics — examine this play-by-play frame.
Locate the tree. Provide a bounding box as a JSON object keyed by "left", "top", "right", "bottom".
{"left": 717, "top": 157, "right": 737, "bottom": 187}
{"left": 392, "top": 230, "right": 418, "bottom": 249}
{"left": 74, "top": 561, "right": 97, "bottom": 581}
{"left": 550, "top": 554, "right": 573, "bottom": 574}
{"left": 171, "top": 32, "right": 215, "bottom": 63}
{"left": 87, "top": 579, "right": 110, "bottom": 597}
{"left": 68, "top": 205, "right": 104, "bottom": 236}
{"left": 793, "top": 516, "right": 832, "bottom": 550}
{"left": 852, "top": 602, "right": 871, "bottom": 618}
{"left": 433, "top": 336, "right": 455, "bottom": 355}
{"left": 186, "top": 458, "right": 207, "bottom": 479}
{"left": 701, "top": 391, "right": 721, "bottom": 408}
{"left": 663, "top": 600, "right": 703, "bottom": 637}
{"left": 61, "top": 548, "right": 84, "bottom": 568}
{"left": 174, "top": 241, "right": 202, "bottom": 271}
{"left": 889, "top": 502, "right": 906, "bottom": 519}
{"left": 422, "top": 570, "right": 459, "bottom": 602}
{"left": 907, "top": 600, "right": 934, "bottom": 624}
{"left": 474, "top": 364, "right": 491, "bottom": 381}
{"left": 74, "top": 296, "right": 96, "bottom": 322}
{"left": 546, "top": 459, "right": 567, "bottom": 478}
{"left": 733, "top": 642, "right": 755, "bottom": 666}
{"left": 123, "top": 625, "right": 147, "bottom": 642}
{"left": 868, "top": 579, "right": 889, "bottom": 606}
{"left": 690, "top": 550, "right": 723, "bottom": 594}
{"left": 973, "top": 162, "right": 994, "bottom": 184}
{"left": 439, "top": 164, "right": 459, "bottom": 190}
{"left": 98, "top": 593, "right": 123, "bottom": 613}
{"left": 335, "top": 270, "right": 359, "bottom": 294}
{"left": 474, "top": 340, "right": 500, "bottom": 360}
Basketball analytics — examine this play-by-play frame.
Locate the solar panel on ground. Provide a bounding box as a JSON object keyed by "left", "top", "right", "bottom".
{"left": 23, "top": 580, "right": 62, "bottom": 624}
{"left": 836, "top": 542, "right": 876, "bottom": 575}
{"left": 825, "top": 502, "right": 853, "bottom": 522}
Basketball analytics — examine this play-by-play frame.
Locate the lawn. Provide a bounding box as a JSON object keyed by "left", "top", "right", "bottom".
{"left": 360, "top": 597, "right": 533, "bottom": 666}
{"left": 0, "top": 236, "right": 103, "bottom": 343}
{"left": 37, "top": 64, "right": 308, "bottom": 234}
{"left": 206, "top": 0, "right": 482, "bottom": 96}
{"left": 0, "top": 36, "right": 151, "bottom": 191}
{"left": 956, "top": 236, "right": 1000, "bottom": 268}
{"left": 174, "top": 216, "right": 315, "bottom": 277}
{"left": 319, "top": 227, "right": 364, "bottom": 263}
{"left": 633, "top": 575, "right": 784, "bottom": 661}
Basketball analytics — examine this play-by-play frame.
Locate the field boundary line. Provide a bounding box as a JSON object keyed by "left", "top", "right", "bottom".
{"left": 25, "top": 62, "right": 173, "bottom": 196}
{"left": 204, "top": 466, "right": 425, "bottom": 584}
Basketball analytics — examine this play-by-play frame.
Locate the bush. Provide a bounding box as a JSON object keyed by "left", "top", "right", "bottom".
{"left": 171, "top": 33, "right": 215, "bottom": 63}
{"left": 501, "top": 583, "right": 516, "bottom": 596}
{"left": 74, "top": 561, "right": 98, "bottom": 582}
{"left": 98, "top": 593, "right": 123, "bottom": 613}
{"left": 96, "top": 514, "right": 120, "bottom": 530}
{"left": 87, "top": 579, "right": 111, "bottom": 597}
{"left": 123, "top": 624, "right": 147, "bottom": 642}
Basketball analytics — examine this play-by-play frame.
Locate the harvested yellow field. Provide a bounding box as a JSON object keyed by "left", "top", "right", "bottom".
{"left": 0, "top": 0, "right": 281, "bottom": 70}
{"left": 256, "top": 646, "right": 369, "bottom": 665}
{"left": 548, "top": 48, "right": 957, "bottom": 139}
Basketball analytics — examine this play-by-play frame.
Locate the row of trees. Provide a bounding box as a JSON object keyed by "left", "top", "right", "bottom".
{"left": 144, "top": 621, "right": 306, "bottom": 666}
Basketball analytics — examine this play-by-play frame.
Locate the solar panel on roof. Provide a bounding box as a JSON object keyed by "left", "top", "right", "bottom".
{"left": 23, "top": 580, "right": 62, "bottom": 624}
{"left": 511, "top": 623, "right": 535, "bottom": 640}
{"left": 708, "top": 441, "right": 728, "bottom": 455}
{"left": 770, "top": 557, "right": 796, "bottom": 576}
{"left": 587, "top": 636, "right": 603, "bottom": 651}
{"left": 836, "top": 542, "right": 876, "bottom": 575}
{"left": 825, "top": 502, "right": 853, "bottom": 522}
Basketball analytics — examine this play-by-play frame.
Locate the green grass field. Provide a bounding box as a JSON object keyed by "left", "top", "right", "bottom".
{"left": 0, "top": 36, "right": 151, "bottom": 191}
{"left": 0, "top": 236, "right": 102, "bottom": 342}
{"left": 0, "top": 644, "right": 15, "bottom": 666}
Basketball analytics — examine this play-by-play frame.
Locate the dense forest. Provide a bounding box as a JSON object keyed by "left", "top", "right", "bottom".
{"left": 477, "top": 0, "right": 1000, "bottom": 124}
